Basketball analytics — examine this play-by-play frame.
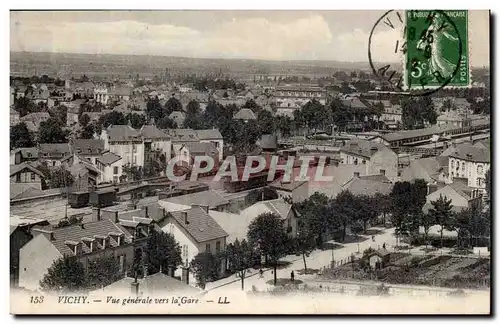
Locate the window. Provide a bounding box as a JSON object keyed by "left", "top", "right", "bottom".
{"left": 15, "top": 173, "right": 21, "bottom": 183}
{"left": 133, "top": 156, "right": 137, "bottom": 165}
{"left": 113, "top": 166, "right": 119, "bottom": 175}
{"left": 132, "top": 144, "right": 137, "bottom": 153}
{"left": 451, "top": 160, "right": 455, "bottom": 168}
{"left": 205, "top": 244, "right": 211, "bottom": 253}
{"left": 30, "top": 172, "right": 36, "bottom": 181}
{"left": 354, "top": 158, "right": 358, "bottom": 165}
{"left": 182, "top": 245, "right": 188, "bottom": 259}
{"left": 380, "top": 169, "right": 386, "bottom": 176}
{"left": 362, "top": 159, "right": 366, "bottom": 165}
{"left": 461, "top": 163, "right": 465, "bottom": 172}
{"left": 216, "top": 241, "right": 221, "bottom": 253}
{"left": 477, "top": 165, "right": 484, "bottom": 175}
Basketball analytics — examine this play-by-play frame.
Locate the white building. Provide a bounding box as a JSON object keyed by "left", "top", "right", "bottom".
{"left": 96, "top": 152, "right": 123, "bottom": 184}
{"left": 100, "top": 125, "right": 145, "bottom": 167}
{"left": 447, "top": 144, "right": 490, "bottom": 190}
{"left": 140, "top": 124, "right": 172, "bottom": 165}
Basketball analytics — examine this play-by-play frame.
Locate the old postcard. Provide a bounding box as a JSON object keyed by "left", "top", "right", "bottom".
{"left": 9, "top": 9, "right": 491, "bottom": 315}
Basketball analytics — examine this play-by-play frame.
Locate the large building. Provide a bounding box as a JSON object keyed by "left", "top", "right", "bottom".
{"left": 447, "top": 144, "right": 490, "bottom": 190}
{"left": 101, "top": 125, "right": 145, "bottom": 167}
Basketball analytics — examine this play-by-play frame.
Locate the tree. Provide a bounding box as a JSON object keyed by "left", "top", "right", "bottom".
{"left": 98, "top": 111, "right": 126, "bottom": 128}
{"left": 242, "top": 99, "right": 262, "bottom": 114}
{"left": 225, "top": 239, "right": 255, "bottom": 290}
{"left": 301, "top": 99, "right": 326, "bottom": 134}
{"left": 14, "top": 96, "right": 36, "bottom": 117}
{"left": 143, "top": 230, "right": 182, "bottom": 276}
{"left": 373, "top": 193, "right": 391, "bottom": 225}
{"left": 331, "top": 191, "right": 358, "bottom": 241}
{"left": 295, "top": 224, "right": 315, "bottom": 272}
{"left": 53, "top": 105, "right": 68, "bottom": 125}
{"left": 126, "top": 113, "right": 146, "bottom": 129}
{"left": 157, "top": 116, "right": 177, "bottom": 130}
{"left": 428, "top": 195, "right": 454, "bottom": 248}
{"left": 79, "top": 113, "right": 91, "bottom": 127}
{"left": 441, "top": 99, "right": 455, "bottom": 112}
{"left": 86, "top": 255, "right": 122, "bottom": 290}
{"left": 186, "top": 100, "right": 201, "bottom": 116}
{"left": 418, "top": 211, "right": 436, "bottom": 248}
{"left": 355, "top": 195, "right": 379, "bottom": 233}
{"left": 390, "top": 182, "right": 414, "bottom": 242}
{"left": 164, "top": 96, "right": 183, "bottom": 116}
{"left": 49, "top": 166, "right": 75, "bottom": 189}
{"left": 38, "top": 117, "right": 69, "bottom": 143}
{"left": 79, "top": 124, "right": 96, "bottom": 139}
{"left": 190, "top": 252, "right": 219, "bottom": 289}
{"left": 257, "top": 110, "right": 274, "bottom": 134}
{"left": 247, "top": 212, "right": 289, "bottom": 286}
{"left": 330, "top": 99, "right": 352, "bottom": 133}
{"left": 39, "top": 256, "right": 86, "bottom": 292}
{"left": 146, "top": 96, "right": 163, "bottom": 121}
{"left": 295, "top": 192, "right": 329, "bottom": 245}
{"left": 10, "top": 122, "right": 35, "bottom": 149}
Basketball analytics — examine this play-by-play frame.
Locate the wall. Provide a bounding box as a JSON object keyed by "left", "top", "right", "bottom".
{"left": 161, "top": 219, "right": 199, "bottom": 270}
{"left": 19, "top": 234, "right": 62, "bottom": 291}
{"left": 11, "top": 171, "right": 42, "bottom": 186}
{"left": 449, "top": 157, "right": 490, "bottom": 189}
{"left": 108, "top": 142, "right": 145, "bottom": 167}
{"left": 199, "top": 139, "right": 224, "bottom": 161}
{"left": 370, "top": 149, "right": 399, "bottom": 183}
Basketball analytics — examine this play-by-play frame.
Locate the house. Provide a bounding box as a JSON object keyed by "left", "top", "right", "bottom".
{"left": 169, "top": 111, "right": 186, "bottom": 127}
{"left": 71, "top": 139, "right": 106, "bottom": 165}
{"left": 196, "top": 129, "right": 224, "bottom": 161}
{"left": 158, "top": 190, "right": 230, "bottom": 212}
{"left": 437, "top": 111, "right": 471, "bottom": 128}
{"left": 269, "top": 179, "right": 308, "bottom": 203}
{"left": 423, "top": 180, "right": 483, "bottom": 214}
{"left": 10, "top": 107, "right": 20, "bottom": 125}
{"left": 67, "top": 160, "right": 100, "bottom": 191}
{"left": 158, "top": 205, "right": 228, "bottom": 277}
{"left": 10, "top": 147, "right": 39, "bottom": 165}
{"left": 96, "top": 152, "right": 123, "bottom": 184}
{"left": 101, "top": 125, "right": 145, "bottom": 167}
{"left": 39, "top": 143, "right": 72, "bottom": 167}
{"left": 366, "top": 249, "right": 391, "bottom": 270}
{"left": 239, "top": 198, "right": 298, "bottom": 238}
{"left": 91, "top": 272, "right": 201, "bottom": 296}
{"left": 140, "top": 124, "right": 171, "bottom": 165}
{"left": 339, "top": 140, "right": 399, "bottom": 182}
{"left": 177, "top": 142, "right": 219, "bottom": 167}
{"left": 10, "top": 216, "right": 50, "bottom": 287}
{"left": 165, "top": 129, "right": 199, "bottom": 158}
{"left": 233, "top": 108, "right": 257, "bottom": 121}
{"left": 446, "top": 144, "right": 490, "bottom": 190}
{"left": 18, "top": 218, "right": 147, "bottom": 291}
{"left": 109, "top": 86, "right": 133, "bottom": 102}
{"left": 400, "top": 156, "right": 450, "bottom": 185}
{"left": 10, "top": 162, "right": 45, "bottom": 193}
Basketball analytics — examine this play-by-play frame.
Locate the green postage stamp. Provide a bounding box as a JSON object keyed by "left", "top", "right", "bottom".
{"left": 405, "top": 10, "right": 469, "bottom": 90}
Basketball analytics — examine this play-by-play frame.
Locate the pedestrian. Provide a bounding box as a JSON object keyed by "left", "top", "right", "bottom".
{"left": 383, "top": 243, "right": 386, "bottom": 249}
{"left": 259, "top": 269, "right": 264, "bottom": 278}
{"left": 291, "top": 270, "right": 295, "bottom": 282}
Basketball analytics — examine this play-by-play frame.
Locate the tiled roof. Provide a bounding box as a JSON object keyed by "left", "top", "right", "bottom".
{"left": 259, "top": 134, "right": 278, "bottom": 150}
{"left": 270, "top": 179, "right": 308, "bottom": 192}
{"left": 96, "top": 152, "right": 122, "bottom": 166}
{"left": 196, "top": 129, "right": 223, "bottom": 140}
{"left": 165, "top": 129, "right": 199, "bottom": 142}
{"left": 106, "top": 125, "right": 142, "bottom": 142}
{"left": 449, "top": 144, "right": 490, "bottom": 163}
{"left": 340, "top": 140, "right": 390, "bottom": 159}
{"left": 140, "top": 125, "right": 170, "bottom": 140}
{"left": 39, "top": 143, "right": 71, "bottom": 155}
{"left": 11, "top": 147, "right": 39, "bottom": 159}
{"left": 183, "top": 142, "right": 218, "bottom": 156}
{"left": 240, "top": 198, "right": 292, "bottom": 220}
{"left": 10, "top": 162, "right": 45, "bottom": 177}
{"left": 233, "top": 108, "right": 257, "bottom": 120}
{"left": 72, "top": 139, "right": 105, "bottom": 155}
{"left": 161, "top": 190, "right": 229, "bottom": 210}
{"left": 169, "top": 206, "right": 228, "bottom": 243}
{"left": 342, "top": 177, "right": 393, "bottom": 196}
{"left": 33, "top": 219, "right": 133, "bottom": 256}
{"left": 358, "top": 174, "right": 391, "bottom": 182}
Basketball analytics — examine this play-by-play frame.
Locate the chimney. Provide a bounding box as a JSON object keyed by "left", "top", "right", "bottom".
{"left": 32, "top": 228, "right": 55, "bottom": 241}
{"left": 181, "top": 267, "right": 190, "bottom": 285}
{"left": 114, "top": 211, "right": 119, "bottom": 223}
{"left": 92, "top": 208, "right": 101, "bottom": 222}
{"left": 370, "top": 147, "right": 378, "bottom": 154}
{"left": 443, "top": 141, "right": 449, "bottom": 149}
{"left": 194, "top": 204, "right": 209, "bottom": 214}
{"left": 142, "top": 206, "right": 149, "bottom": 218}
{"left": 182, "top": 211, "right": 189, "bottom": 224}
{"left": 80, "top": 223, "right": 85, "bottom": 229}
{"left": 452, "top": 142, "right": 457, "bottom": 148}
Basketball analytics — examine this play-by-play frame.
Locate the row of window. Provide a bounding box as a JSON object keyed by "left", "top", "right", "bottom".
{"left": 15, "top": 172, "right": 37, "bottom": 182}
{"left": 451, "top": 160, "right": 485, "bottom": 175}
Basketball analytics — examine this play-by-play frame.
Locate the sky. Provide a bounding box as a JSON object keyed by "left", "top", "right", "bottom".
{"left": 10, "top": 10, "right": 490, "bottom": 66}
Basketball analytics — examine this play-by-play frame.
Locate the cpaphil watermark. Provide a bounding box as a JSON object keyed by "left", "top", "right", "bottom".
{"left": 165, "top": 155, "right": 335, "bottom": 183}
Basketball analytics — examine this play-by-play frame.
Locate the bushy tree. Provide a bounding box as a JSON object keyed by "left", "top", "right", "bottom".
{"left": 38, "top": 117, "right": 69, "bottom": 143}
{"left": 190, "top": 252, "right": 219, "bottom": 289}
{"left": 143, "top": 230, "right": 182, "bottom": 275}
{"left": 428, "top": 194, "right": 454, "bottom": 248}
{"left": 86, "top": 255, "right": 122, "bottom": 290}
{"left": 10, "top": 122, "right": 36, "bottom": 149}
{"left": 40, "top": 256, "right": 86, "bottom": 292}
{"left": 247, "top": 212, "right": 289, "bottom": 286}
{"left": 224, "top": 239, "right": 255, "bottom": 290}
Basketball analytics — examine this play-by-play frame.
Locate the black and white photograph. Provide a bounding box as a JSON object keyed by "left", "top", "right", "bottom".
{"left": 8, "top": 8, "right": 491, "bottom": 315}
